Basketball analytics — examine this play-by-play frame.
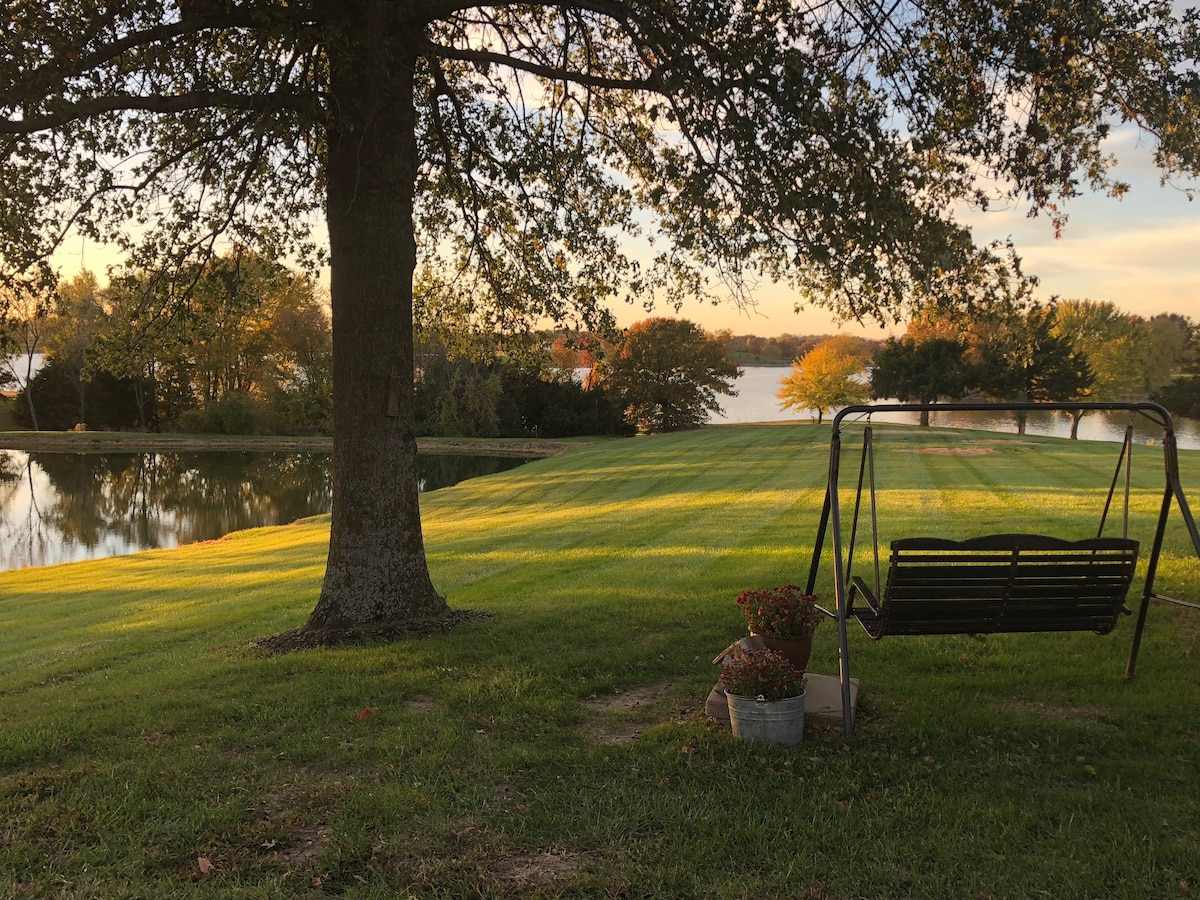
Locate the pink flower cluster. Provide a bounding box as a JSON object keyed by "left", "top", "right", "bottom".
{"left": 735, "top": 584, "right": 821, "bottom": 637}
{"left": 721, "top": 649, "right": 806, "bottom": 701}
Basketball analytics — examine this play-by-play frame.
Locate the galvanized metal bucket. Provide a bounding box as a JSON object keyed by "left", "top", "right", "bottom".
{"left": 725, "top": 691, "right": 805, "bottom": 746}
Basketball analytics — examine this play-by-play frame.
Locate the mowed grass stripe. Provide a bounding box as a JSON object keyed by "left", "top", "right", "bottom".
{"left": 1, "top": 423, "right": 1199, "bottom": 898}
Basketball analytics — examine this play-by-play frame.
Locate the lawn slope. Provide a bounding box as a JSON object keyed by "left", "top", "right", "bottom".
{"left": 2, "top": 423, "right": 1198, "bottom": 898}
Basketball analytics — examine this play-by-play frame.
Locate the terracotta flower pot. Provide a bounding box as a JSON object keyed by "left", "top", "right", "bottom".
{"left": 752, "top": 632, "right": 814, "bottom": 674}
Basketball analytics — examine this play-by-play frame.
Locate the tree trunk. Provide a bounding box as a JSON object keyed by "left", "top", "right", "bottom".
{"left": 18, "top": 354, "right": 39, "bottom": 430}
{"left": 305, "top": 5, "right": 446, "bottom": 630}
{"left": 1069, "top": 410, "right": 1082, "bottom": 439}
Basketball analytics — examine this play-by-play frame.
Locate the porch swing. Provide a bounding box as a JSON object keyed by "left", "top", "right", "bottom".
{"left": 801, "top": 401, "right": 1200, "bottom": 738}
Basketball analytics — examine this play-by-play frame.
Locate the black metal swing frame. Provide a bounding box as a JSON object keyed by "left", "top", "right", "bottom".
{"left": 802, "top": 401, "right": 1200, "bottom": 738}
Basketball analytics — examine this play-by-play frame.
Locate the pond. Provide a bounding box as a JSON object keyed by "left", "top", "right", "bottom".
{"left": 0, "top": 450, "right": 529, "bottom": 572}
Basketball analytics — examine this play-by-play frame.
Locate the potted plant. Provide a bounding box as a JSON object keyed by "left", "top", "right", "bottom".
{"left": 735, "top": 584, "right": 822, "bottom": 672}
{"left": 721, "top": 648, "right": 807, "bottom": 746}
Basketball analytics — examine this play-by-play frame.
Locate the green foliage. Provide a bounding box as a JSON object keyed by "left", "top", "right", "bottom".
{"left": 976, "top": 305, "right": 1094, "bottom": 409}
{"left": 594, "top": 318, "right": 741, "bottom": 432}
{"left": 438, "top": 366, "right": 503, "bottom": 438}
{"left": 1052, "top": 299, "right": 1147, "bottom": 400}
{"left": 1155, "top": 375, "right": 1200, "bottom": 419}
{"left": 497, "top": 368, "right": 634, "bottom": 438}
{"left": 12, "top": 358, "right": 141, "bottom": 431}
{"left": 870, "top": 336, "right": 971, "bottom": 413}
{"left": 5, "top": 3, "right": 1200, "bottom": 332}
{"left": 175, "top": 392, "right": 259, "bottom": 436}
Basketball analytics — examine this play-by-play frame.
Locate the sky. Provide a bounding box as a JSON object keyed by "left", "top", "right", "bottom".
{"left": 641, "top": 127, "right": 1200, "bottom": 340}
{"left": 52, "top": 129, "right": 1197, "bottom": 342}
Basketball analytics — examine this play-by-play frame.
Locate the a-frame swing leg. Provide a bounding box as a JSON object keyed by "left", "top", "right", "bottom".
{"left": 1127, "top": 428, "right": 1200, "bottom": 675}
{"left": 1127, "top": 485, "right": 1172, "bottom": 676}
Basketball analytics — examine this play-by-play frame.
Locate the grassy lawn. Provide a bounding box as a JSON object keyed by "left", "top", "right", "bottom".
{"left": 2, "top": 423, "right": 1198, "bottom": 898}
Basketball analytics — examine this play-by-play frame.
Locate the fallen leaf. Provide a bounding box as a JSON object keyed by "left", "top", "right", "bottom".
{"left": 198, "top": 857, "right": 215, "bottom": 876}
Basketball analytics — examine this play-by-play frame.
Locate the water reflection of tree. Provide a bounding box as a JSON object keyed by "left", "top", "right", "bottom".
{"left": 28, "top": 451, "right": 335, "bottom": 554}
{"left": 2, "top": 450, "right": 523, "bottom": 569}
{"left": 416, "top": 454, "right": 525, "bottom": 493}
{"left": 0, "top": 450, "right": 56, "bottom": 569}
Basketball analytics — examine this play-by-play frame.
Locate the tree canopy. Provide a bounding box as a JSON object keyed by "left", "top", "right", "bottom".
{"left": 3, "top": 0, "right": 1200, "bottom": 640}
{"left": 593, "top": 318, "right": 740, "bottom": 432}
{"left": 777, "top": 337, "right": 871, "bottom": 423}
{"left": 870, "top": 336, "right": 973, "bottom": 424}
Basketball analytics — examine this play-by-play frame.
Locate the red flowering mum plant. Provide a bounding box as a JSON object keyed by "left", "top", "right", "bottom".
{"left": 721, "top": 649, "right": 806, "bottom": 701}
{"left": 735, "top": 585, "right": 821, "bottom": 638}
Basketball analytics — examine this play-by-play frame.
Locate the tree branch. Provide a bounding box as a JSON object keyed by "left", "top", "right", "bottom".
{"left": 0, "top": 89, "right": 318, "bottom": 134}
{"left": 421, "top": 40, "right": 659, "bottom": 92}
{"left": 422, "top": 0, "right": 635, "bottom": 25}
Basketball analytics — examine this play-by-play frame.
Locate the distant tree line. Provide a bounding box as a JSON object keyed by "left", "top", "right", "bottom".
{"left": 12, "top": 264, "right": 1191, "bottom": 439}
{"left": 723, "top": 333, "right": 855, "bottom": 366}
{"left": 775, "top": 299, "right": 1199, "bottom": 431}
{"left": 2, "top": 255, "right": 334, "bottom": 434}
{"left": 2, "top": 260, "right": 747, "bottom": 438}
{"left": 412, "top": 317, "right": 739, "bottom": 436}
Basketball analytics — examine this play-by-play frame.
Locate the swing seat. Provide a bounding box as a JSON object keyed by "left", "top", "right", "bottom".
{"left": 848, "top": 534, "right": 1139, "bottom": 639}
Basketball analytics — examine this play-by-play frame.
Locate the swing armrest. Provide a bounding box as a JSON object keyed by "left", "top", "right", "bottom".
{"left": 849, "top": 575, "right": 883, "bottom": 615}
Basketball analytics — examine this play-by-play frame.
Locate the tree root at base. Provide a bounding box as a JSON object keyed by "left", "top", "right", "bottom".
{"left": 253, "top": 608, "right": 492, "bottom": 653}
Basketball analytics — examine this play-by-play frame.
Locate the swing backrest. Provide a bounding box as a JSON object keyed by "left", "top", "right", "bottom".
{"left": 857, "top": 533, "right": 1140, "bottom": 637}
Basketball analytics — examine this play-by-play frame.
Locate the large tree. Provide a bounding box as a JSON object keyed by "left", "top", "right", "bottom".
{"left": 1052, "top": 299, "right": 1145, "bottom": 399}
{"left": 976, "top": 303, "right": 1095, "bottom": 434}
{"left": 869, "top": 336, "right": 972, "bottom": 425}
{"left": 3, "top": 2, "right": 1199, "bottom": 640}
{"left": 593, "top": 317, "right": 740, "bottom": 432}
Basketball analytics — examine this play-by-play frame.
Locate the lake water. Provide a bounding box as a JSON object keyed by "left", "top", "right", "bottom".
{"left": 711, "top": 366, "right": 1200, "bottom": 449}
{"left": 0, "top": 450, "right": 527, "bottom": 571}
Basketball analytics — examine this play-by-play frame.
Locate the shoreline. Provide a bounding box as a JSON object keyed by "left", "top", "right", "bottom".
{"left": 0, "top": 431, "right": 575, "bottom": 458}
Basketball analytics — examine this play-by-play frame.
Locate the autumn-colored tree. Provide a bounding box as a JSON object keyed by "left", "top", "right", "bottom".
{"left": 777, "top": 338, "right": 871, "bottom": 423}
{"left": 594, "top": 318, "right": 740, "bottom": 432}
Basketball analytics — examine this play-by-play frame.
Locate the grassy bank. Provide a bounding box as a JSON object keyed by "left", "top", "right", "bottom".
{"left": 2, "top": 424, "right": 1199, "bottom": 898}
{"left": 0, "top": 429, "right": 573, "bottom": 457}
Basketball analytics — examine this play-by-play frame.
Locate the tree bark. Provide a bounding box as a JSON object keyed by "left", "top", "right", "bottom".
{"left": 306, "top": 3, "right": 447, "bottom": 630}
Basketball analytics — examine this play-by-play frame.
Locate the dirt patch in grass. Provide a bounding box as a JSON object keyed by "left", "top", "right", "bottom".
{"left": 253, "top": 608, "right": 492, "bottom": 653}
{"left": 580, "top": 681, "right": 699, "bottom": 744}
{"left": 490, "top": 849, "right": 590, "bottom": 885}
{"left": 252, "top": 783, "right": 333, "bottom": 870}
{"left": 900, "top": 446, "right": 996, "bottom": 456}
{"left": 1171, "top": 605, "right": 1200, "bottom": 641}
{"left": 1017, "top": 700, "right": 1119, "bottom": 728}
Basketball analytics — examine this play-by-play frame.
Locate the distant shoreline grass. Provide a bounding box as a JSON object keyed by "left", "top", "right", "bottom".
{"left": 0, "top": 429, "right": 575, "bottom": 457}
{"left": 2, "top": 422, "right": 1199, "bottom": 897}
